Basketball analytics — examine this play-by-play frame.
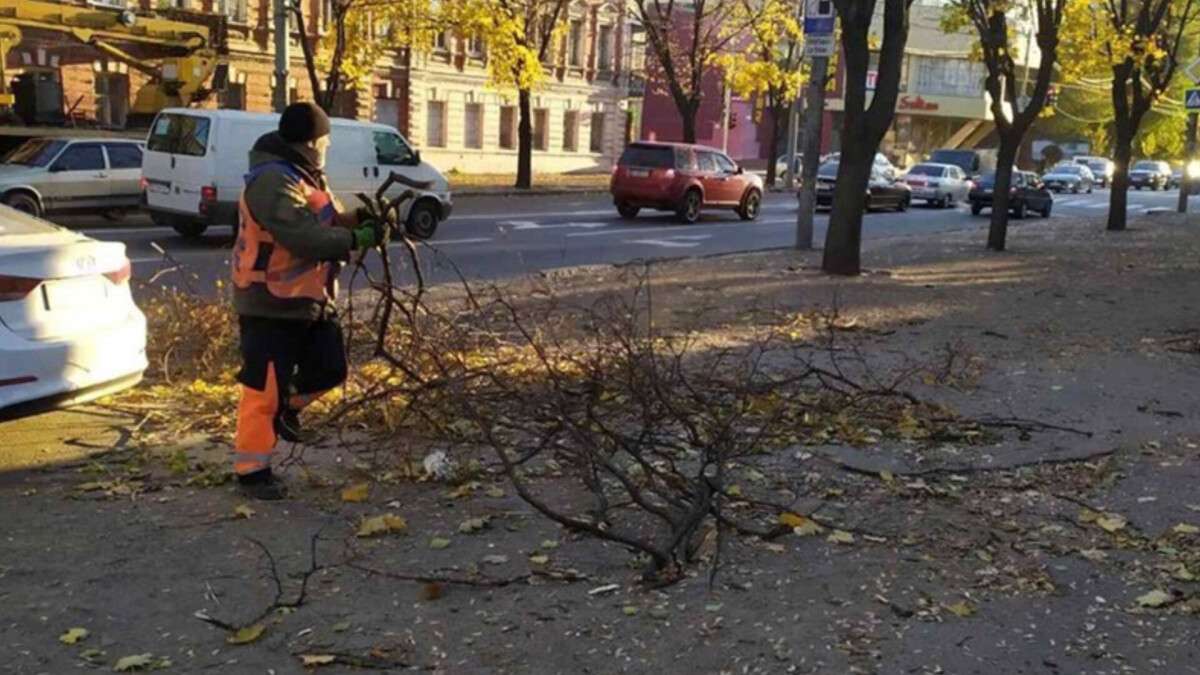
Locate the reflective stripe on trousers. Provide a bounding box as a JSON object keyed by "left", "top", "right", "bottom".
{"left": 234, "top": 362, "right": 280, "bottom": 475}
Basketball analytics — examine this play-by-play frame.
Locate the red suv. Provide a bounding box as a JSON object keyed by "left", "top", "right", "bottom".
{"left": 611, "top": 142, "right": 764, "bottom": 223}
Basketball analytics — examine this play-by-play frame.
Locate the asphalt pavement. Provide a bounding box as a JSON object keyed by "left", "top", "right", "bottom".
{"left": 63, "top": 186, "right": 1199, "bottom": 294}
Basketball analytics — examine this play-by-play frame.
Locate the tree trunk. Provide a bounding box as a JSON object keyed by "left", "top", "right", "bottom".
{"left": 680, "top": 100, "right": 698, "bottom": 144}
{"left": 1107, "top": 127, "right": 1133, "bottom": 231}
{"left": 986, "top": 137, "right": 1020, "bottom": 251}
{"left": 764, "top": 101, "right": 782, "bottom": 188}
{"left": 516, "top": 88, "right": 533, "bottom": 190}
{"left": 822, "top": 143, "right": 873, "bottom": 275}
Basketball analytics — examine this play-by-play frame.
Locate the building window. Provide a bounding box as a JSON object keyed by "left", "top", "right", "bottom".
{"left": 464, "top": 103, "right": 484, "bottom": 149}
{"left": 427, "top": 101, "right": 446, "bottom": 147}
{"left": 320, "top": 0, "right": 334, "bottom": 32}
{"left": 912, "top": 56, "right": 984, "bottom": 97}
{"left": 589, "top": 111, "right": 605, "bottom": 153}
{"left": 597, "top": 25, "right": 613, "bottom": 71}
{"left": 568, "top": 20, "right": 584, "bottom": 67}
{"left": 467, "top": 34, "right": 485, "bottom": 58}
{"left": 533, "top": 108, "right": 549, "bottom": 151}
{"left": 219, "top": 81, "right": 246, "bottom": 110}
{"left": 434, "top": 31, "right": 449, "bottom": 52}
{"left": 499, "top": 105, "right": 516, "bottom": 149}
{"left": 563, "top": 110, "right": 578, "bottom": 152}
{"left": 216, "top": 0, "right": 248, "bottom": 23}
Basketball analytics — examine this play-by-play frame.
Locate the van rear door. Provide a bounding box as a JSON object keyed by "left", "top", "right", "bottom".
{"left": 143, "top": 111, "right": 212, "bottom": 216}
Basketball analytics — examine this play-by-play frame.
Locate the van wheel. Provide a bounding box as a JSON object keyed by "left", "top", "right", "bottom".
{"left": 3, "top": 192, "right": 41, "bottom": 217}
{"left": 406, "top": 200, "right": 439, "bottom": 240}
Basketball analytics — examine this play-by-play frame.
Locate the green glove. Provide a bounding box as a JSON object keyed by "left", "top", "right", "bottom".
{"left": 352, "top": 219, "right": 384, "bottom": 250}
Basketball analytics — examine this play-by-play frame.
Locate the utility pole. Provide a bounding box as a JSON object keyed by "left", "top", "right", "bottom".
{"left": 1178, "top": 112, "right": 1197, "bottom": 214}
{"left": 272, "top": 0, "right": 290, "bottom": 113}
{"left": 783, "top": 99, "right": 800, "bottom": 190}
{"left": 795, "top": 55, "right": 829, "bottom": 250}
{"left": 722, "top": 82, "right": 732, "bottom": 153}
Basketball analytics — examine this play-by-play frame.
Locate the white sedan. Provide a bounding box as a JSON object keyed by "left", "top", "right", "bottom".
{"left": 0, "top": 205, "right": 146, "bottom": 418}
{"left": 902, "top": 162, "right": 971, "bottom": 208}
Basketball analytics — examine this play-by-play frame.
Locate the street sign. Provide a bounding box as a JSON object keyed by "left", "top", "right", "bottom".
{"left": 1187, "top": 89, "right": 1200, "bottom": 110}
{"left": 805, "top": 34, "right": 836, "bottom": 58}
{"left": 1187, "top": 57, "right": 1200, "bottom": 85}
{"left": 804, "top": 0, "right": 835, "bottom": 34}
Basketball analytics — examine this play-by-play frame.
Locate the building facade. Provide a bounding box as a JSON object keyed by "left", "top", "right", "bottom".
{"left": 1, "top": 0, "right": 634, "bottom": 173}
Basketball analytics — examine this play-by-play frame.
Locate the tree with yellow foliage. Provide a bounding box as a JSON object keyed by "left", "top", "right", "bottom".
{"left": 1059, "top": 0, "right": 1200, "bottom": 231}
{"left": 711, "top": 0, "right": 804, "bottom": 187}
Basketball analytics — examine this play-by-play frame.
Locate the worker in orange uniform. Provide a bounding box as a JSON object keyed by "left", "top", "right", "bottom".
{"left": 230, "top": 102, "right": 383, "bottom": 500}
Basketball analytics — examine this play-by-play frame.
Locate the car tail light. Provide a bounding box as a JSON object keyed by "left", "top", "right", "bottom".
{"left": 139, "top": 177, "right": 149, "bottom": 191}
{"left": 0, "top": 274, "right": 41, "bottom": 301}
{"left": 199, "top": 185, "right": 217, "bottom": 215}
{"left": 660, "top": 169, "right": 676, "bottom": 179}
{"left": 103, "top": 259, "right": 132, "bottom": 286}
{"left": 612, "top": 165, "right": 620, "bottom": 176}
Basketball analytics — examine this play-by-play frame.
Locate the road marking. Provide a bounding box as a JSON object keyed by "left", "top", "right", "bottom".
{"left": 502, "top": 221, "right": 610, "bottom": 231}
{"left": 626, "top": 235, "right": 713, "bottom": 248}
{"left": 454, "top": 208, "right": 614, "bottom": 221}
{"left": 413, "top": 237, "right": 493, "bottom": 246}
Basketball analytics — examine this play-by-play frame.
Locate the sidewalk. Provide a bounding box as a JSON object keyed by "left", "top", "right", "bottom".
{"left": 4, "top": 214, "right": 1200, "bottom": 673}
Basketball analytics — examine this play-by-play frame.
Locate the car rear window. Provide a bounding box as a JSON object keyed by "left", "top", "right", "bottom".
{"left": 907, "top": 165, "right": 944, "bottom": 176}
{"left": 147, "top": 113, "right": 210, "bottom": 157}
{"left": 1133, "top": 161, "right": 1158, "bottom": 171}
{"left": 818, "top": 162, "right": 839, "bottom": 178}
{"left": 619, "top": 145, "right": 675, "bottom": 169}
{"left": 3, "top": 139, "right": 67, "bottom": 167}
{"left": 0, "top": 204, "right": 64, "bottom": 235}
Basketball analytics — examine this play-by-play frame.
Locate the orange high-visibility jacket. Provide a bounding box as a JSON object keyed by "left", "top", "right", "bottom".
{"left": 231, "top": 161, "right": 338, "bottom": 302}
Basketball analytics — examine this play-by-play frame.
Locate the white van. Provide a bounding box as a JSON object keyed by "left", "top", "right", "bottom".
{"left": 141, "top": 108, "right": 452, "bottom": 239}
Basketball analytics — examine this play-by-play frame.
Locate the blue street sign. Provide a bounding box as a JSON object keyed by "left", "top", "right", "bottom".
{"left": 805, "top": 16, "right": 835, "bottom": 34}
{"left": 1187, "top": 89, "right": 1200, "bottom": 110}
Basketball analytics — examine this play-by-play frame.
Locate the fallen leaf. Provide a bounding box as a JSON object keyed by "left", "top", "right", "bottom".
{"left": 1136, "top": 589, "right": 1173, "bottom": 608}
{"left": 356, "top": 514, "right": 408, "bottom": 538}
{"left": 79, "top": 648, "right": 105, "bottom": 663}
{"left": 448, "top": 481, "right": 480, "bottom": 499}
{"left": 113, "top": 654, "right": 154, "bottom": 671}
{"left": 1079, "top": 548, "right": 1108, "bottom": 562}
{"left": 58, "top": 627, "right": 89, "bottom": 644}
{"left": 1172, "top": 564, "right": 1196, "bottom": 582}
{"left": 233, "top": 504, "right": 256, "bottom": 520}
{"left": 481, "top": 554, "right": 509, "bottom": 565}
{"left": 826, "top": 530, "right": 855, "bottom": 545}
{"left": 226, "top": 624, "right": 265, "bottom": 645}
{"left": 429, "top": 537, "right": 452, "bottom": 550}
{"left": 485, "top": 487, "right": 506, "bottom": 498}
{"left": 419, "top": 582, "right": 444, "bottom": 601}
{"left": 726, "top": 484, "right": 743, "bottom": 498}
{"left": 622, "top": 606, "right": 638, "bottom": 616}
{"left": 528, "top": 554, "right": 550, "bottom": 565}
{"left": 945, "top": 601, "right": 976, "bottom": 617}
{"left": 1096, "top": 515, "right": 1127, "bottom": 533}
{"left": 1172, "top": 523, "right": 1200, "bottom": 535}
{"left": 778, "top": 512, "right": 807, "bottom": 528}
{"left": 458, "top": 517, "right": 490, "bottom": 534}
{"left": 331, "top": 621, "right": 350, "bottom": 633}
{"left": 300, "top": 654, "right": 337, "bottom": 666}
{"left": 794, "top": 519, "right": 824, "bottom": 537}
{"left": 340, "top": 482, "right": 370, "bottom": 503}
{"left": 540, "top": 539, "right": 559, "bottom": 550}
{"left": 880, "top": 470, "right": 895, "bottom": 484}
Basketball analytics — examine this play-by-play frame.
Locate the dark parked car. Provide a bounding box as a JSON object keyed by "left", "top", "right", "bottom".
{"left": 611, "top": 142, "right": 763, "bottom": 223}
{"left": 1129, "top": 160, "right": 1171, "bottom": 190}
{"left": 813, "top": 162, "right": 912, "bottom": 212}
{"left": 969, "top": 170, "right": 1053, "bottom": 218}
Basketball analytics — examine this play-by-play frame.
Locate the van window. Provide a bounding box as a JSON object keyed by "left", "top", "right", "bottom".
{"left": 374, "top": 131, "right": 414, "bottom": 165}
{"left": 148, "top": 113, "right": 210, "bottom": 156}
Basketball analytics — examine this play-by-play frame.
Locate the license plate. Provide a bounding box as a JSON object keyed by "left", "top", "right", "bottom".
{"left": 629, "top": 169, "right": 650, "bottom": 177}
{"left": 43, "top": 277, "right": 106, "bottom": 311}
{"left": 147, "top": 181, "right": 170, "bottom": 194}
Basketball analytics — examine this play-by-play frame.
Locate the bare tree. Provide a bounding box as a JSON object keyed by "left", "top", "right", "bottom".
{"left": 821, "top": 0, "right": 915, "bottom": 276}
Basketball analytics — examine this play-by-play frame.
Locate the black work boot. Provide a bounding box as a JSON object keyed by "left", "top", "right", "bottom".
{"left": 237, "top": 468, "right": 288, "bottom": 501}
{"left": 274, "top": 408, "right": 311, "bottom": 444}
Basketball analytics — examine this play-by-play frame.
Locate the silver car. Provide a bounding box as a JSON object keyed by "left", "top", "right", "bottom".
{"left": 0, "top": 138, "right": 145, "bottom": 219}
{"left": 902, "top": 162, "right": 971, "bottom": 208}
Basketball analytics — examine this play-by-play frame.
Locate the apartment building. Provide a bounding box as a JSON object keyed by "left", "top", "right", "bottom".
{"left": 2, "top": 0, "right": 632, "bottom": 173}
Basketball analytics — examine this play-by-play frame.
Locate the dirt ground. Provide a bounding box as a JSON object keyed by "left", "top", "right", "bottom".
{"left": 5, "top": 214, "right": 1200, "bottom": 674}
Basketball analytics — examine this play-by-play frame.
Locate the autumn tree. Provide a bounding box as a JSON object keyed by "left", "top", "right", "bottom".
{"left": 1060, "top": 0, "right": 1200, "bottom": 231}
{"left": 713, "top": 0, "right": 804, "bottom": 187}
{"left": 288, "top": 0, "right": 439, "bottom": 115}
{"left": 821, "top": 0, "right": 914, "bottom": 276}
{"left": 634, "top": 0, "right": 759, "bottom": 143}
{"left": 944, "top": 0, "right": 1066, "bottom": 252}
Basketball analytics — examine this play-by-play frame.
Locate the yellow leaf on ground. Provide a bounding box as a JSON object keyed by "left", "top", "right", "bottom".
{"left": 726, "top": 484, "right": 743, "bottom": 498}
{"left": 356, "top": 514, "right": 408, "bottom": 538}
{"left": 58, "top": 627, "right": 89, "bottom": 644}
{"left": 1136, "top": 589, "right": 1173, "bottom": 608}
{"left": 794, "top": 520, "right": 824, "bottom": 536}
{"left": 826, "top": 530, "right": 855, "bottom": 544}
{"left": 945, "top": 601, "right": 976, "bottom": 617}
{"left": 341, "top": 483, "right": 370, "bottom": 503}
{"left": 529, "top": 554, "right": 550, "bottom": 565}
{"left": 1096, "top": 515, "right": 1127, "bottom": 533}
{"left": 113, "top": 654, "right": 154, "bottom": 672}
{"left": 300, "top": 654, "right": 337, "bottom": 666}
{"left": 1172, "top": 523, "right": 1200, "bottom": 535}
{"left": 429, "top": 537, "right": 451, "bottom": 549}
{"left": 233, "top": 504, "right": 256, "bottom": 520}
{"left": 226, "top": 624, "right": 265, "bottom": 645}
{"left": 778, "top": 512, "right": 807, "bottom": 528}
{"left": 880, "top": 470, "right": 895, "bottom": 484}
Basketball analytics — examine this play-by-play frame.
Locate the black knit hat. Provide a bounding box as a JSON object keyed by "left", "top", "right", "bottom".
{"left": 279, "top": 102, "right": 331, "bottom": 143}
